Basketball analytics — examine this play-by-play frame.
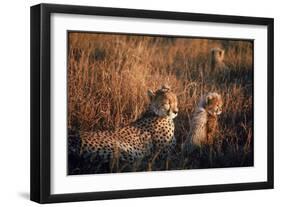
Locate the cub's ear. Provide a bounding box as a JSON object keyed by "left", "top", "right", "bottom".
{"left": 161, "top": 84, "right": 171, "bottom": 92}
{"left": 206, "top": 93, "right": 214, "bottom": 105}
{"left": 147, "top": 89, "right": 155, "bottom": 100}
{"left": 220, "top": 49, "right": 225, "bottom": 56}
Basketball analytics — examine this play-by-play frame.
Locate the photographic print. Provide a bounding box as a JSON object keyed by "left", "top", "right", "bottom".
{"left": 31, "top": 4, "right": 273, "bottom": 203}
{"left": 67, "top": 32, "right": 254, "bottom": 175}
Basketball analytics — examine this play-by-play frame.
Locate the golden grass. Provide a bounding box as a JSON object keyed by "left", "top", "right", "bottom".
{"left": 67, "top": 32, "right": 253, "bottom": 174}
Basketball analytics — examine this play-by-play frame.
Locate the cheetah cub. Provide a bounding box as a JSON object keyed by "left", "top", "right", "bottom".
{"left": 210, "top": 48, "right": 226, "bottom": 72}
{"left": 190, "top": 92, "right": 223, "bottom": 147}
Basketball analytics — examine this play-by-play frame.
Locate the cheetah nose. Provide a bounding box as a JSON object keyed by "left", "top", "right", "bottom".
{"left": 173, "top": 109, "right": 178, "bottom": 114}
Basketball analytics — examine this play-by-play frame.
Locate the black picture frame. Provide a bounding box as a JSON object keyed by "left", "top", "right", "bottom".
{"left": 30, "top": 3, "right": 274, "bottom": 204}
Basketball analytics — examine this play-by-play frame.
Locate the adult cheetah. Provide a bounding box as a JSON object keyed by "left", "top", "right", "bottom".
{"left": 69, "top": 85, "right": 178, "bottom": 172}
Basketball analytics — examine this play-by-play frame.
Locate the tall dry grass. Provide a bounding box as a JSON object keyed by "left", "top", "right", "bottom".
{"left": 68, "top": 32, "right": 253, "bottom": 174}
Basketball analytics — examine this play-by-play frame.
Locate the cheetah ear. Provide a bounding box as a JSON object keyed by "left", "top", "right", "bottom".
{"left": 147, "top": 89, "right": 155, "bottom": 99}
{"left": 161, "top": 84, "right": 171, "bottom": 92}
{"left": 220, "top": 50, "right": 225, "bottom": 58}
{"left": 206, "top": 94, "right": 213, "bottom": 105}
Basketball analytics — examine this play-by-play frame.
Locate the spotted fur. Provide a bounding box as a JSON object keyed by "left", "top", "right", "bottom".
{"left": 74, "top": 85, "right": 178, "bottom": 166}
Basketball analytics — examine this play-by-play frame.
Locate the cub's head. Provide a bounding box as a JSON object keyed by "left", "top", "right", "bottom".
{"left": 147, "top": 85, "right": 178, "bottom": 119}
{"left": 199, "top": 92, "right": 223, "bottom": 116}
{"left": 211, "top": 48, "right": 225, "bottom": 63}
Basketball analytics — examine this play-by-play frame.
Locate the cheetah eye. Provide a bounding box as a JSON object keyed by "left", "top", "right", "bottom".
{"left": 217, "top": 105, "right": 222, "bottom": 111}
{"left": 163, "top": 103, "right": 170, "bottom": 109}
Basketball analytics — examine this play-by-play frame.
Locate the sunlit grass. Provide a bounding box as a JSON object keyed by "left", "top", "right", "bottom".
{"left": 67, "top": 32, "right": 253, "bottom": 174}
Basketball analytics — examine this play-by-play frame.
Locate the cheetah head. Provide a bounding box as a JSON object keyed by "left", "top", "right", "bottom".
{"left": 147, "top": 85, "right": 178, "bottom": 119}
{"left": 211, "top": 48, "right": 225, "bottom": 63}
{"left": 199, "top": 92, "right": 223, "bottom": 116}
